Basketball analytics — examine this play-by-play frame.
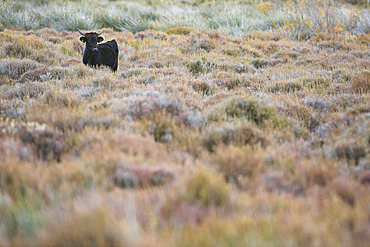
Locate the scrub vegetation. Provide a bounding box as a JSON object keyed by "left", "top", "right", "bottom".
{"left": 0, "top": 0, "right": 369, "bottom": 246}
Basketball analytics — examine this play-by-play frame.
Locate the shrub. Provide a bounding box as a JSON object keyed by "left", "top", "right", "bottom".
{"left": 182, "top": 169, "right": 230, "bottom": 207}
{"left": 116, "top": 92, "right": 203, "bottom": 128}
{"left": 268, "top": 80, "right": 303, "bottom": 93}
{"left": 251, "top": 58, "right": 270, "bottom": 69}
{"left": 212, "top": 98, "right": 287, "bottom": 129}
{"left": 233, "top": 63, "right": 256, "bottom": 74}
{"left": 147, "top": 114, "right": 176, "bottom": 143}
{"left": 0, "top": 58, "right": 41, "bottom": 80}
{"left": 352, "top": 70, "right": 370, "bottom": 93}
{"left": 18, "top": 66, "right": 70, "bottom": 83}
{"left": 0, "top": 159, "right": 49, "bottom": 239}
{"left": 209, "top": 146, "right": 264, "bottom": 188}
{"left": 211, "top": 71, "right": 249, "bottom": 90}
{"left": 159, "top": 168, "right": 230, "bottom": 229}
{"left": 296, "top": 160, "right": 338, "bottom": 189}
{"left": 186, "top": 58, "right": 217, "bottom": 77}
{"left": 1, "top": 81, "right": 46, "bottom": 100}
{"left": 192, "top": 80, "right": 215, "bottom": 96}
{"left": 329, "top": 177, "right": 358, "bottom": 206}
{"left": 113, "top": 166, "right": 174, "bottom": 189}
{"left": 0, "top": 121, "right": 68, "bottom": 162}
{"left": 38, "top": 207, "right": 124, "bottom": 247}
{"left": 134, "top": 29, "right": 168, "bottom": 40}
{"left": 20, "top": 127, "right": 68, "bottom": 162}
{"left": 304, "top": 97, "right": 331, "bottom": 112}
{"left": 334, "top": 142, "right": 367, "bottom": 165}
{"left": 165, "top": 27, "right": 194, "bottom": 35}
{"left": 116, "top": 93, "right": 183, "bottom": 121}
{"left": 43, "top": 89, "right": 80, "bottom": 108}
{"left": 0, "top": 159, "right": 46, "bottom": 202}
{"left": 202, "top": 123, "right": 268, "bottom": 152}
{"left": 3, "top": 34, "right": 44, "bottom": 58}
{"left": 185, "top": 31, "right": 216, "bottom": 53}
{"left": 171, "top": 217, "right": 281, "bottom": 247}
{"left": 120, "top": 68, "right": 146, "bottom": 79}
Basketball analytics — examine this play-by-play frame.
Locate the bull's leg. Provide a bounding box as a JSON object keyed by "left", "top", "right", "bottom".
{"left": 112, "top": 58, "right": 118, "bottom": 72}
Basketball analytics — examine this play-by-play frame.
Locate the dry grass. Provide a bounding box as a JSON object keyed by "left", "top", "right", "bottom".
{"left": 0, "top": 0, "right": 369, "bottom": 246}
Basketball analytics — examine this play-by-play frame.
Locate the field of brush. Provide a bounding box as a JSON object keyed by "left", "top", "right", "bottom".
{"left": 0, "top": 0, "right": 369, "bottom": 246}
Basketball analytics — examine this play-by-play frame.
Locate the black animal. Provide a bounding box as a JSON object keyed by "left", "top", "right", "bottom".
{"left": 77, "top": 29, "right": 118, "bottom": 72}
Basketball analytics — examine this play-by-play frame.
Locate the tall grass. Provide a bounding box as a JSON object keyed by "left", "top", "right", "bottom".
{"left": 1, "top": 0, "right": 368, "bottom": 38}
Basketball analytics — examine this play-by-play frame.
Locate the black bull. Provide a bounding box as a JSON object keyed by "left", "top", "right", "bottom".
{"left": 77, "top": 29, "right": 118, "bottom": 72}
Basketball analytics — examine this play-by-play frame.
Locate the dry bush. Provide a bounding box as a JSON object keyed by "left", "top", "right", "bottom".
{"left": 159, "top": 168, "right": 230, "bottom": 229}
{"left": 167, "top": 168, "right": 230, "bottom": 208}
{"left": 116, "top": 93, "right": 184, "bottom": 121}
{"left": 169, "top": 215, "right": 323, "bottom": 247}
{"left": 18, "top": 66, "right": 70, "bottom": 83}
{"left": 115, "top": 92, "right": 203, "bottom": 128}
{"left": 209, "top": 98, "right": 288, "bottom": 130}
{"left": 2, "top": 33, "right": 44, "bottom": 58}
{"left": 295, "top": 160, "right": 338, "bottom": 190}
{"left": 192, "top": 80, "right": 216, "bottom": 96}
{"left": 135, "top": 30, "right": 168, "bottom": 40}
{"left": 358, "top": 171, "right": 370, "bottom": 185}
{"left": 201, "top": 123, "right": 268, "bottom": 152}
{"left": 186, "top": 58, "right": 218, "bottom": 77}
{"left": 38, "top": 208, "right": 124, "bottom": 247}
{"left": 328, "top": 177, "right": 358, "bottom": 206}
{"left": 262, "top": 170, "right": 293, "bottom": 194}
{"left": 42, "top": 89, "right": 81, "bottom": 108}
{"left": 0, "top": 121, "right": 68, "bottom": 162}
{"left": 19, "top": 127, "right": 68, "bottom": 162}
{"left": 352, "top": 70, "right": 370, "bottom": 93}
{"left": 304, "top": 96, "right": 331, "bottom": 112}
{"left": 224, "top": 98, "right": 275, "bottom": 126}
{"left": 0, "top": 159, "right": 47, "bottom": 202}
{"left": 146, "top": 114, "right": 177, "bottom": 143}
{"left": 0, "top": 158, "right": 50, "bottom": 240}
{"left": 211, "top": 71, "right": 250, "bottom": 90}
{"left": 208, "top": 146, "right": 264, "bottom": 188}
{"left": 309, "top": 33, "right": 352, "bottom": 50}
{"left": 0, "top": 58, "right": 41, "bottom": 80}
{"left": 251, "top": 57, "right": 288, "bottom": 68}
{"left": 267, "top": 79, "right": 303, "bottom": 93}
{"left": 334, "top": 141, "right": 367, "bottom": 165}
{"left": 183, "top": 30, "right": 224, "bottom": 53}
{"left": 1, "top": 81, "right": 46, "bottom": 100}
{"left": 113, "top": 166, "right": 174, "bottom": 189}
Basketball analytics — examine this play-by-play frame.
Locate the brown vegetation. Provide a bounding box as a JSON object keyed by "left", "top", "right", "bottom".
{"left": 0, "top": 1, "right": 369, "bottom": 246}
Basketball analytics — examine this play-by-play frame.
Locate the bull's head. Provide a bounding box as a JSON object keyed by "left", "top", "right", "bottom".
{"left": 77, "top": 29, "right": 104, "bottom": 52}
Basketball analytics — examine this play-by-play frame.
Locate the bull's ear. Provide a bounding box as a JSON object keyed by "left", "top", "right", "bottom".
{"left": 97, "top": 36, "right": 104, "bottom": 43}
{"left": 79, "top": 36, "right": 86, "bottom": 43}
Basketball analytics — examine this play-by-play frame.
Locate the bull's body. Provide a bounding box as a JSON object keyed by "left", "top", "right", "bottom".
{"left": 83, "top": 40, "right": 118, "bottom": 72}
{"left": 77, "top": 29, "right": 119, "bottom": 72}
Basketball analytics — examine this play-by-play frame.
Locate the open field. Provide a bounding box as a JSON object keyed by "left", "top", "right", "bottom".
{"left": 0, "top": 0, "right": 369, "bottom": 246}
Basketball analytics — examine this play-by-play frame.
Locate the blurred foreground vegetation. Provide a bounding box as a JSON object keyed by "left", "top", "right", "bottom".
{"left": 0, "top": 0, "right": 369, "bottom": 38}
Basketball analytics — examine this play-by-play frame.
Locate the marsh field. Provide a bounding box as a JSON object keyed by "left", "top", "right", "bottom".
{"left": 0, "top": 0, "right": 369, "bottom": 246}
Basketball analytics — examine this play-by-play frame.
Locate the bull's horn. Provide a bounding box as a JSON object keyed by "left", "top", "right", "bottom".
{"left": 97, "top": 29, "right": 104, "bottom": 35}
{"left": 77, "top": 28, "right": 85, "bottom": 36}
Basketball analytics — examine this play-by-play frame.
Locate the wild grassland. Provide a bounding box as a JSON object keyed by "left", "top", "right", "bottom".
{"left": 0, "top": 0, "right": 369, "bottom": 246}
